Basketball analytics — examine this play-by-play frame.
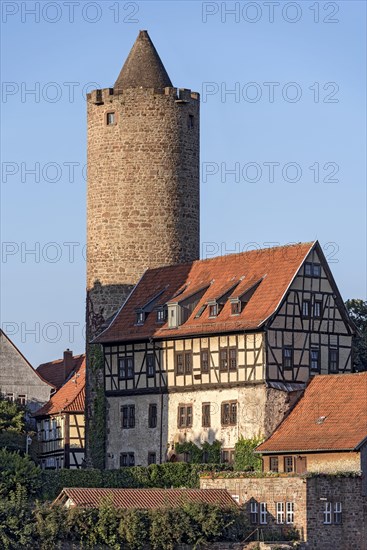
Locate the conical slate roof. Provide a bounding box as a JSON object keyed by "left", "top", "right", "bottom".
{"left": 114, "top": 30, "right": 172, "bottom": 91}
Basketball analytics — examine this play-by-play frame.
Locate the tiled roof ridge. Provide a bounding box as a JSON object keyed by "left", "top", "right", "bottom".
{"left": 141, "top": 241, "right": 316, "bottom": 277}
{"left": 33, "top": 358, "right": 86, "bottom": 417}
{"left": 56, "top": 487, "right": 238, "bottom": 509}
{"left": 38, "top": 353, "right": 85, "bottom": 369}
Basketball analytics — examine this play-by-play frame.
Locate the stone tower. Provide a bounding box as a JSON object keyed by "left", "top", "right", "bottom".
{"left": 86, "top": 30, "right": 200, "bottom": 465}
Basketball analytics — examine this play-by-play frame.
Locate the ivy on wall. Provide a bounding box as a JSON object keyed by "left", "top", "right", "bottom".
{"left": 175, "top": 440, "right": 222, "bottom": 464}
{"left": 87, "top": 344, "right": 106, "bottom": 470}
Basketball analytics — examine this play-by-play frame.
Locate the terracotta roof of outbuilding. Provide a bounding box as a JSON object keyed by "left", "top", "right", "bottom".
{"left": 33, "top": 358, "right": 85, "bottom": 417}
{"left": 114, "top": 30, "right": 172, "bottom": 91}
{"left": 256, "top": 372, "right": 367, "bottom": 453}
{"left": 37, "top": 354, "right": 85, "bottom": 390}
{"left": 54, "top": 488, "right": 238, "bottom": 510}
{"left": 95, "top": 242, "right": 316, "bottom": 344}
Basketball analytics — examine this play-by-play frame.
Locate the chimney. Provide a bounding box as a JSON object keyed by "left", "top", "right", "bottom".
{"left": 63, "top": 349, "right": 73, "bottom": 381}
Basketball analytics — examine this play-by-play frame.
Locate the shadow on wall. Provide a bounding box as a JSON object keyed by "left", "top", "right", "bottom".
{"left": 87, "top": 281, "right": 136, "bottom": 338}
{"left": 170, "top": 428, "right": 221, "bottom": 463}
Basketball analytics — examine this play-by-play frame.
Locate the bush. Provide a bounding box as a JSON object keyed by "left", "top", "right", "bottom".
{"left": 0, "top": 498, "right": 251, "bottom": 548}
{"left": 118, "top": 509, "right": 149, "bottom": 550}
{"left": 234, "top": 436, "right": 263, "bottom": 472}
{"left": 0, "top": 485, "right": 34, "bottom": 549}
{"left": 33, "top": 502, "right": 68, "bottom": 549}
{"left": 149, "top": 507, "right": 191, "bottom": 550}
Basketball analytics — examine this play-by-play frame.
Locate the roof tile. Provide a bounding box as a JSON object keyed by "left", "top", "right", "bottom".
{"left": 257, "top": 372, "right": 367, "bottom": 453}
{"left": 37, "top": 354, "right": 85, "bottom": 390}
{"left": 96, "top": 242, "right": 315, "bottom": 343}
{"left": 34, "top": 358, "right": 85, "bottom": 417}
{"left": 55, "top": 488, "right": 237, "bottom": 510}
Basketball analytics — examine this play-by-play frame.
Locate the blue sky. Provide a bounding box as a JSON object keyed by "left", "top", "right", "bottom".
{"left": 1, "top": 0, "right": 366, "bottom": 366}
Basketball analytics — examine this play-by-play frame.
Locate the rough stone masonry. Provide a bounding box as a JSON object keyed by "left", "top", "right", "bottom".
{"left": 85, "top": 31, "right": 200, "bottom": 464}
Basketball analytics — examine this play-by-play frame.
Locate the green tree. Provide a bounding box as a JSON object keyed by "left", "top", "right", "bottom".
{"left": 0, "top": 448, "right": 42, "bottom": 498}
{"left": 0, "top": 398, "right": 24, "bottom": 432}
{"left": 234, "top": 436, "right": 263, "bottom": 471}
{"left": 345, "top": 299, "right": 367, "bottom": 372}
{"left": 0, "top": 396, "right": 28, "bottom": 453}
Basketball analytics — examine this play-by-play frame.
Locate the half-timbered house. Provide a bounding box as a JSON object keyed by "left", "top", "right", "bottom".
{"left": 94, "top": 241, "right": 354, "bottom": 468}
{"left": 34, "top": 356, "right": 85, "bottom": 469}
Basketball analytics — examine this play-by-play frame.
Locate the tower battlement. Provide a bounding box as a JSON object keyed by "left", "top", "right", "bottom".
{"left": 87, "top": 87, "right": 200, "bottom": 105}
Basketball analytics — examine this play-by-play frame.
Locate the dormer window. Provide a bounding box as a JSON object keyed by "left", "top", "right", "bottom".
{"left": 136, "top": 311, "right": 145, "bottom": 325}
{"left": 231, "top": 300, "right": 241, "bottom": 315}
{"left": 156, "top": 308, "right": 167, "bottom": 323}
{"left": 168, "top": 304, "right": 180, "bottom": 328}
{"left": 195, "top": 305, "right": 206, "bottom": 318}
{"left": 208, "top": 303, "right": 218, "bottom": 317}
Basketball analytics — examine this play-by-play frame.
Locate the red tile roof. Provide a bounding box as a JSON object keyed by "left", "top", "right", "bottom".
{"left": 34, "top": 358, "right": 85, "bottom": 417}
{"left": 54, "top": 488, "right": 238, "bottom": 510}
{"left": 257, "top": 372, "right": 367, "bottom": 453}
{"left": 95, "top": 242, "right": 315, "bottom": 343}
{"left": 37, "top": 354, "right": 85, "bottom": 390}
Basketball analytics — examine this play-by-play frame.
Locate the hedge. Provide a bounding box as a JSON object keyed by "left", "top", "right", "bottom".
{"left": 1, "top": 496, "right": 250, "bottom": 550}
{"left": 40, "top": 463, "right": 233, "bottom": 501}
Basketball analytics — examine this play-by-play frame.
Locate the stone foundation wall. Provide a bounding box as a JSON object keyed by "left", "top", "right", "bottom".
{"left": 200, "top": 475, "right": 367, "bottom": 550}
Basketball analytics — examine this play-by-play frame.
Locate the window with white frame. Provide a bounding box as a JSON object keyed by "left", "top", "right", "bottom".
{"left": 250, "top": 501, "right": 258, "bottom": 524}
{"left": 334, "top": 502, "right": 342, "bottom": 524}
{"left": 323, "top": 501, "right": 342, "bottom": 524}
{"left": 286, "top": 502, "right": 294, "bottom": 524}
{"left": 18, "top": 394, "right": 27, "bottom": 405}
{"left": 259, "top": 502, "right": 267, "bottom": 524}
{"left": 323, "top": 502, "right": 332, "bottom": 524}
{"left": 276, "top": 502, "right": 285, "bottom": 524}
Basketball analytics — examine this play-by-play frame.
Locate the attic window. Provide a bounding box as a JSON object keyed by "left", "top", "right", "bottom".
{"left": 208, "top": 304, "right": 218, "bottom": 317}
{"left": 136, "top": 311, "right": 145, "bottom": 325}
{"left": 156, "top": 308, "right": 166, "bottom": 323}
{"left": 106, "top": 112, "right": 116, "bottom": 125}
{"left": 231, "top": 301, "right": 241, "bottom": 315}
{"left": 305, "top": 262, "right": 321, "bottom": 277}
{"left": 195, "top": 305, "right": 206, "bottom": 318}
